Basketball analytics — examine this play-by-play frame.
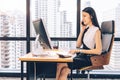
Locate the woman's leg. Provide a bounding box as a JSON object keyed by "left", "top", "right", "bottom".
{"left": 59, "top": 66, "right": 70, "bottom": 80}
{"left": 56, "top": 63, "right": 68, "bottom": 80}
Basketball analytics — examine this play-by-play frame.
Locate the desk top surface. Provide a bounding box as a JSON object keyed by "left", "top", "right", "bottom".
{"left": 19, "top": 50, "right": 73, "bottom": 62}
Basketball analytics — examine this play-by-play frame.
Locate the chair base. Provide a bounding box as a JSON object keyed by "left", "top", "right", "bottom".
{"left": 79, "top": 66, "right": 104, "bottom": 80}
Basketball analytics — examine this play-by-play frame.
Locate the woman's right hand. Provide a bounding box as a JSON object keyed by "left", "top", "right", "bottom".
{"left": 80, "top": 21, "right": 86, "bottom": 32}
{"left": 69, "top": 49, "right": 76, "bottom": 54}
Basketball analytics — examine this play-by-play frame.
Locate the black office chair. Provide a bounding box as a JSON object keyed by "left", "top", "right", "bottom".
{"left": 76, "top": 20, "right": 115, "bottom": 80}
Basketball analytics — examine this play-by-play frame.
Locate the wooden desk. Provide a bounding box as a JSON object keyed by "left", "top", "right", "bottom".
{"left": 19, "top": 50, "right": 73, "bottom": 80}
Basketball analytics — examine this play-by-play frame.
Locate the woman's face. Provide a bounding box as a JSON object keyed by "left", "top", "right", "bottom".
{"left": 82, "top": 12, "right": 92, "bottom": 26}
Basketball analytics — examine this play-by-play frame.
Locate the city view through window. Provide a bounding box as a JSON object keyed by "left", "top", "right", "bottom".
{"left": 30, "top": 0, "right": 77, "bottom": 52}
{"left": 0, "top": 0, "right": 120, "bottom": 74}
{"left": 0, "top": 0, "right": 26, "bottom": 72}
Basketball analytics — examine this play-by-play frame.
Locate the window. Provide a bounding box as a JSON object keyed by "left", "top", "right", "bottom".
{"left": 0, "top": 0, "right": 26, "bottom": 72}
{"left": 30, "top": 0, "right": 77, "bottom": 49}
{"left": 0, "top": 0, "right": 119, "bottom": 77}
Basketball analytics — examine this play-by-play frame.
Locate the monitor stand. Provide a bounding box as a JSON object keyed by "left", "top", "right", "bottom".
{"left": 32, "top": 34, "right": 43, "bottom": 56}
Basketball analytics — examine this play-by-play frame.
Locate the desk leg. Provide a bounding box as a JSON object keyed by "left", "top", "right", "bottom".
{"left": 70, "top": 69, "right": 73, "bottom": 80}
{"left": 34, "top": 62, "right": 37, "bottom": 80}
{"left": 21, "top": 61, "right": 24, "bottom": 80}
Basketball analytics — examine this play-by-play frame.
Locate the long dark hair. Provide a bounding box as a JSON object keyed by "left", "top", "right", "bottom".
{"left": 82, "top": 7, "right": 100, "bottom": 29}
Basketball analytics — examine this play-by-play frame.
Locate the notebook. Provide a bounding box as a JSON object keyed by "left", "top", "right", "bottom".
{"left": 56, "top": 51, "right": 73, "bottom": 58}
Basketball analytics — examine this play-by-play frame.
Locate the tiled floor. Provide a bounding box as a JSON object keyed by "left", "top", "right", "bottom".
{"left": 0, "top": 77, "right": 120, "bottom": 80}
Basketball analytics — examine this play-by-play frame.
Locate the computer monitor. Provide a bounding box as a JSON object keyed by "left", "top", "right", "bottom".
{"left": 33, "top": 18, "right": 53, "bottom": 49}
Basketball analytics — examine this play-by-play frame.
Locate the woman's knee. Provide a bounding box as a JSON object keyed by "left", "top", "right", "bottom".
{"left": 57, "top": 63, "right": 67, "bottom": 69}
{"left": 61, "top": 67, "right": 70, "bottom": 76}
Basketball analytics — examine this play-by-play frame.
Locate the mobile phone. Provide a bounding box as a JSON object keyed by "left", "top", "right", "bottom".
{"left": 82, "top": 21, "right": 86, "bottom": 26}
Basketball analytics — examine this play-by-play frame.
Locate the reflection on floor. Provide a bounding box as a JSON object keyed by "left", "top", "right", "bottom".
{"left": 0, "top": 77, "right": 120, "bottom": 80}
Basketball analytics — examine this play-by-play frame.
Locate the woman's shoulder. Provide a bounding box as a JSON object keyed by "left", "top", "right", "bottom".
{"left": 93, "top": 26, "right": 101, "bottom": 35}
{"left": 93, "top": 26, "right": 99, "bottom": 29}
{"left": 91, "top": 26, "right": 99, "bottom": 32}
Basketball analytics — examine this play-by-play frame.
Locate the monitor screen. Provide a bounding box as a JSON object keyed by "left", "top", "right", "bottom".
{"left": 33, "top": 18, "right": 53, "bottom": 49}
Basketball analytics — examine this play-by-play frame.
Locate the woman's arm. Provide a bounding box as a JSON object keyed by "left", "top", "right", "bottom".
{"left": 76, "top": 31, "right": 84, "bottom": 48}
{"left": 71, "top": 30, "right": 102, "bottom": 55}
{"left": 76, "top": 23, "right": 86, "bottom": 48}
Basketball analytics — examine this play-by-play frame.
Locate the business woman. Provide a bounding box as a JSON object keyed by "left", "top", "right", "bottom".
{"left": 56, "top": 7, "right": 102, "bottom": 80}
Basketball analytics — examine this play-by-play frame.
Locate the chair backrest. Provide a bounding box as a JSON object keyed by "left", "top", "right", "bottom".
{"left": 101, "top": 20, "right": 115, "bottom": 54}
